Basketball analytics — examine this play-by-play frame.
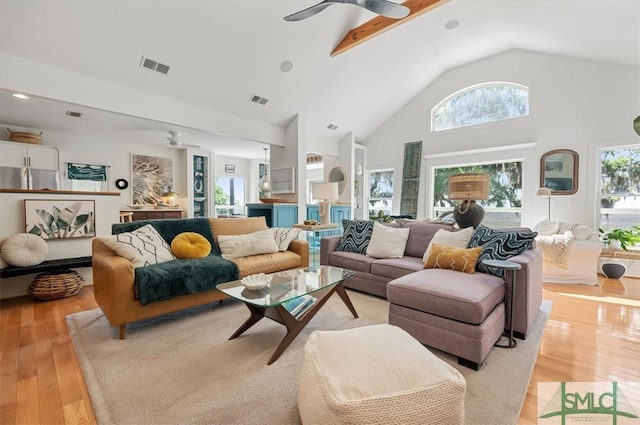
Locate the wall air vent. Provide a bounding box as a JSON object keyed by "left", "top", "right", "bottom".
{"left": 140, "top": 56, "right": 171, "bottom": 75}
{"left": 327, "top": 124, "right": 339, "bottom": 131}
{"left": 249, "top": 94, "right": 269, "bottom": 105}
{"left": 66, "top": 110, "right": 82, "bottom": 118}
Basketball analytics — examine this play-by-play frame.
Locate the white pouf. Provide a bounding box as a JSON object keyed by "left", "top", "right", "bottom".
{"left": 1, "top": 233, "right": 48, "bottom": 267}
{"left": 298, "top": 324, "right": 466, "bottom": 425}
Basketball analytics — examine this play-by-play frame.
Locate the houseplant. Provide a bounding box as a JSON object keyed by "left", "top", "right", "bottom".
{"left": 599, "top": 226, "right": 640, "bottom": 251}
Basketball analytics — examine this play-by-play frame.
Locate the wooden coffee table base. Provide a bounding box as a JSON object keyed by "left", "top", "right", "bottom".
{"left": 228, "top": 283, "right": 358, "bottom": 365}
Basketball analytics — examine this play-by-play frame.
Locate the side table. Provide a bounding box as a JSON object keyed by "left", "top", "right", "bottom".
{"left": 292, "top": 224, "right": 341, "bottom": 270}
{"left": 481, "top": 259, "right": 521, "bottom": 349}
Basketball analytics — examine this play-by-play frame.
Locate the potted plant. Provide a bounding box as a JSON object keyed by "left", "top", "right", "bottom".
{"left": 599, "top": 226, "right": 640, "bottom": 251}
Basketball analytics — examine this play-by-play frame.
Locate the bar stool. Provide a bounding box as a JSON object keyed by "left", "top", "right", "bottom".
{"left": 119, "top": 212, "right": 133, "bottom": 223}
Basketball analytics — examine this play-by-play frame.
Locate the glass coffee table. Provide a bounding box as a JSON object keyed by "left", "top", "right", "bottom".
{"left": 217, "top": 266, "right": 357, "bottom": 365}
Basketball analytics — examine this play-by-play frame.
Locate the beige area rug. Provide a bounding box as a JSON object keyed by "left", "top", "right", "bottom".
{"left": 67, "top": 291, "right": 551, "bottom": 425}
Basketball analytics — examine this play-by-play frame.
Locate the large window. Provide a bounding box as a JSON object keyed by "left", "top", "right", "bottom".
{"left": 431, "top": 82, "right": 529, "bottom": 132}
{"left": 369, "top": 169, "right": 393, "bottom": 218}
{"left": 433, "top": 161, "right": 523, "bottom": 228}
{"left": 598, "top": 146, "right": 640, "bottom": 234}
{"left": 215, "top": 176, "right": 245, "bottom": 216}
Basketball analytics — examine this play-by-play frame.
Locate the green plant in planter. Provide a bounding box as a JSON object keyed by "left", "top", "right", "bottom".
{"left": 599, "top": 226, "right": 640, "bottom": 251}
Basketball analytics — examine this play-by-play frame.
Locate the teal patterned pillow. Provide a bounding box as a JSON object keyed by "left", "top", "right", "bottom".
{"left": 335, "top": 219, "right": 374, "bottom": 254}
{"left": 469, "top": 225, "right": 537, "bottom": 276}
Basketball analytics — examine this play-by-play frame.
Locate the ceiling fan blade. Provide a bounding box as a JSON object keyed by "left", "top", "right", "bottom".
{"left": 284, "top": 1, "right": 335, "bottom": 21}
{"left": 361, "top": 0, "right": 409, "bottom": 19}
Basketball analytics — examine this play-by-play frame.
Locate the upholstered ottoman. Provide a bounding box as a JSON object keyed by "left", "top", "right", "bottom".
{"left": 298, "top": 324, "right": 466, "bottom": 425}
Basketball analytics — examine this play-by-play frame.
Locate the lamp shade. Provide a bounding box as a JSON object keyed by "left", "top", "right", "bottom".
{"left": 536, "top": 187, "right": 552, "bottom": 196}
{"left": 313, "top": 182, "right": 339, "bottom": 201}
{"left": 448, "top": 173, "right": 490, "bottom": 200}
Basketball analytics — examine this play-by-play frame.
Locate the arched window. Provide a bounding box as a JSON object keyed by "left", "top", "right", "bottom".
{"left": 431, "top": 82, "right": 529, "bottom": 132}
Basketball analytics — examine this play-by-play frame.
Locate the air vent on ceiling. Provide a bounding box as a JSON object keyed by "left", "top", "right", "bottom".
{"left": 66, "top": 110, "right": 82, "bottom": 118}
{"left": 327, "top": 124, "right": 339, "bottom": 131}
{"left": 140, "top": 56, "right": 171, "bottom": 75}
{"left": 249, "top": 94, "right": 269, "bottom": 105}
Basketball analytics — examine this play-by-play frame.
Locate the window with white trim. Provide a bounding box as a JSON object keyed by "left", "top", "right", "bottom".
{"left": 215, "top": 176, "right": 245, "bottom": 216}
{"left": 431, "top": 82, "right": 529, "bottom": 132}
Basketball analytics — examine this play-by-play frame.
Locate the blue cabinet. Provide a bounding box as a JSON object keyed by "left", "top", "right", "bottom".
{"left": 247, "top": 203, "right": 298, "bottom": 228}
{"left": 307, "top": 204, "right": 351, "bottom": 224}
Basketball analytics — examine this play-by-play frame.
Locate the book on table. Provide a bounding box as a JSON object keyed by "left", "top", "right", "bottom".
{"left": 282, "top": 294, "right": 316, "bottom": 318}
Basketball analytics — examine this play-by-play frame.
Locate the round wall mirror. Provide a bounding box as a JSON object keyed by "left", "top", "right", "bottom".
{"left": 540, "top": 149, "right": 578, "bottom": 195}
{"left": 329, "top": 166, "right": 347, "bottom": 195}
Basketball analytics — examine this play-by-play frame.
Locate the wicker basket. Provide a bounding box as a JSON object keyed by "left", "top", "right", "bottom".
{"left": 7, "top": 128, "right": 43, "bottom": 144}
{"left": 29, "top": 269, "right": 83, "bottom": 300}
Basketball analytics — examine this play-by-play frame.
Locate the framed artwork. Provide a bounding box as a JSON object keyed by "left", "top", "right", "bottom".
{"left": 131, "top": 154, "right": 173, "bottom": 205}
{"left": 225, "top": 164, "right": 236, "bottom": 173}
{"left": 24, "top": 199, "right": 96, "bottom": 239}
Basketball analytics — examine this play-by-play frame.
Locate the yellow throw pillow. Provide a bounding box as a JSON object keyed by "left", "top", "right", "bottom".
{"left": 171, "top": 232, "right": 211, "bottom": 259}
{"left": 424, "top": 243, "right": 482, "bottom": 274}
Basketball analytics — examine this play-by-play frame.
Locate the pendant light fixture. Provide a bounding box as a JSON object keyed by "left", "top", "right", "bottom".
{"left": 258, "top": 147, "right": 270, "bottom": 195}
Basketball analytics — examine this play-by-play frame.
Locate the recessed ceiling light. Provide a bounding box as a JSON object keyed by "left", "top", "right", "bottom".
{"left": 280, "top": 60, "right": 294, "bottom": 72}
{"left": 12, "top": 93, "right": 29, "bottom": 100}
{"left": 445, "top": 20, "right": 460, "bottom": 30}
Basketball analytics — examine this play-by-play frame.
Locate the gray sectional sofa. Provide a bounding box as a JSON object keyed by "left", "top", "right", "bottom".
{"left": 320, "top": 219, "right": 543, "bottom": 369}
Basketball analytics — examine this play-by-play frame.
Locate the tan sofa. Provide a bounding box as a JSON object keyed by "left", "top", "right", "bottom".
{"left": 92, "top": 216, "right": 309, "bottom": 339}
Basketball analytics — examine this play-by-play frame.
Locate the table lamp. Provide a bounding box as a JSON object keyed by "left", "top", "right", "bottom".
{"left": 313, "top": 182, "right": 339, "bottom": 225}
{"left": 447, "top": 173, "right": 490, "bottom": 228}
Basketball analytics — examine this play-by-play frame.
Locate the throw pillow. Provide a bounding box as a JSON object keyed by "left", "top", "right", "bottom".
{"left": 170, "top": 232, "right": 212, "bottom": 259}
{"left": 422, "top": 227, "right": 474, "bottom": 263}
{"left": 335, "top": 219, "right": 374, "bottom": 254}
{"left": 469, "top": 225, "right": 537, "bottom": 276}
{"left": 424, "top": 243, "right": 483, "bottom": 274}
{"left": 533, "top": 220, "right": 560, "bottom": 236}
{"left": 218, "top": 229, "right": 279, "bottom": 260}
{"left": 535, "top": 231, "right": 575, "bottom": 267}
{"left": 366, "top": 222, "right": 410, "bottom": 259}
{"left": 1, "top": 233, "right": 48, "bottom": 267}
{"left": 272, "top": 227, "right": 301, "bottom": 251}
{"left": 97, "top": 224, "right": 175, "bottom": 268}
{"left": 0, "top": 237, "right": 9, "bottom": 269}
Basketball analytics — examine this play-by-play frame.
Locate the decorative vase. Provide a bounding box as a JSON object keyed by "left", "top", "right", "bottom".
{"left": 608, "top": 240, "right": 623, "bottom": 250}
{"left": 601, "top": 262, "right": 627, "bottom": 279}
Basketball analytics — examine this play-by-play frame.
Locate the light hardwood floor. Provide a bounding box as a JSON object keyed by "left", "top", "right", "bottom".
{"left": 1, "top": 275, "right": 639, "bottom": 425}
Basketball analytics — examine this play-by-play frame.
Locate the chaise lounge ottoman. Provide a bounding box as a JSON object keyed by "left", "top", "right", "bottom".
{"left": 297, "top": 323, "right": 466, "bottom": 425}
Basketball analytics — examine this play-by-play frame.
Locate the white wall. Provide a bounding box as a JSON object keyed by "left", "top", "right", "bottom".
{"left": 363, "top": 49, "right": 640, "bottom": 228}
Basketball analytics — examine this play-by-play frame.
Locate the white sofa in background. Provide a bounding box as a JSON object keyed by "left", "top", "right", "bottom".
{"left": 534, "top": 220, "right": 602, "bottom": 285}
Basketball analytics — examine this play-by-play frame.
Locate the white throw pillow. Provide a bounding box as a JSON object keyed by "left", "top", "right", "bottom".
{"left": 218, "top": 229, "right": 279, "bottom": 260}
{"left": 533, "top": 220, "right": 560, "bottom": 236}
{"left": 1, "top": 233, "right": 48, "bottom": 267}
{"left": 97, "top": 224, "right": 175, "bottom": 268}
{"left": 272, "top": 227, "right": 301, "bottom": 251}
{"left": 572, "top": 225, "right": 596, "bottom": 241}
{"left": 366, "top": 222, "right": 410, "bottom": 259}
{"left": 422, "top": 227, "right": 474, "bottom": 263}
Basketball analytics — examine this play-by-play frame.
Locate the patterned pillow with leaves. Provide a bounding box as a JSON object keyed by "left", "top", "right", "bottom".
{"left": 469, "top": 225, "right": 537, "bottom": 276}
{"left": 335, "top": 219, "right": 374, "bottom": 254}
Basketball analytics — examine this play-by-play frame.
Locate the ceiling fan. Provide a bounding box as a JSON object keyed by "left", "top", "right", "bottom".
{"left": 284, "top": 0, "right": 410, "bottom": 22}
{"left": 166, "top": 131, "right": 200, "bottom": 149}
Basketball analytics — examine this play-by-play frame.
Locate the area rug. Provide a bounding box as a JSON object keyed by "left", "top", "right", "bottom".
{"left": 67, "top": 291, "right": 551, "bottom": 425}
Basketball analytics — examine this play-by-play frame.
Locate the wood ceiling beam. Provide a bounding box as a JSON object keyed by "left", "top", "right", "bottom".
{"left": 331, "top": 0, "right": 451, "bottom": 57}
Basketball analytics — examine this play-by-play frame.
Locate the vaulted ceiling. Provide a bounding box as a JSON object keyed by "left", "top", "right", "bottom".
{"left": 0, "top": 0, "right": 638, "bottom": 158}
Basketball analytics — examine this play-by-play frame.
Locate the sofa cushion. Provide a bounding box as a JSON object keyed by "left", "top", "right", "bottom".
{"left": 335, "top": 219, "right": 374, "bottom": 254}
{"left": 99, "top": 224, "right": 175, "bottom": 268}
{"left": 218, "top": 229, "right": 279, "bottom": 260}
{"left": 469, "top": 225, "right": 537, "bottom": 276}
{"left": 232, "top": 251, "right": 302, "bottom": 278}
{"left": 366, "top": 222, "right": 410, "bottom": 259}
{"left": 328, "top": 251, "right": 376, "bottom": 274}
{"left": 424, "top": 244, "right": 483, "bottom": 274}
{"left": 387, "top": 269, "right": 505, "bottom": 324}
{"left": 272, "top": 227, "right": 301, "bottom": 251}
{"left": 134, "top": 255, "right": 239, "bottom": 305}
{"left": 422, "top": 227, "right": 474, "bottom": 262}
{"left": 112, "top": 218, "right": 220, "bottom": 256}
{"left": 397, "top": 220, "right": 453, "bottom": 258}
{"left": 370, "top": 257, "right": 424, "bottom": 280}
{"left": 170, "top": 232, "right": 212, "bottom": 259}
